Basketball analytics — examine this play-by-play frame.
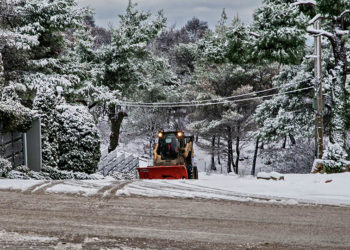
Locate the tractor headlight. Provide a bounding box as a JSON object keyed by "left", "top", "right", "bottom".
{"left": 177, "top": 131, "right": 183, "bottom": 138}
{"left": 158, "top": 131, "right": 164, "bottom": 138}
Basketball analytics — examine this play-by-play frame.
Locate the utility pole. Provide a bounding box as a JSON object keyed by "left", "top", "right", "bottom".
{"left": 314, "top": 19, "right": 324, "bottom": 159}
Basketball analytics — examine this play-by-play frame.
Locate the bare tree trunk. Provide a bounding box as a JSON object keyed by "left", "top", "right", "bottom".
{"left": 227, "top": 126, "right": 233, "bottom": 173}
{"left": 211, "top": 135, "right": 216, "bottom": 171}
{"left": 217, "top": 136, "right": 221, "bottom": 165}
{"left": 282, "top": 136, "right": 287, "bottom": 149}
{"left": 108, "top": 105, "right": 128, "bottom": 153}
{"left": 289, "top": 134, "right": 296, "bottom": 145}
{"left": 251, "top": 137, "right": 260, "bottom": 176}
{"left": 195, "top": 134, "right": 199, "bottom": 142}
{"left": 149, "top": 139, "right": 153, "bottom": 158}
{"left": 234, "top": 125, "right": 240, "bottom": 174}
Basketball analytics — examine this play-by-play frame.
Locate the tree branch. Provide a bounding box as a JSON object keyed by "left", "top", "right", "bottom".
{"left": 306, "top": 26, "right": 335, "bottom": 42}
{"left": 337, "top": 10, "right": 350, "bottom": 30}
{"left": 249, "top": 31, "right": 260, "bottom": 38}
{"left": 308, "top": 14, "right": 322, "bottom": 25}
{"left": 292, "top": 0, "right": 316, "bottom": 6}
{"left": 339, "top": 10, "right": 350, "bottom": 20}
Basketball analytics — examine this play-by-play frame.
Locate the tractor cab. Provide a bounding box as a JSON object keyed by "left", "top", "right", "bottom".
{"left": 157, "top": 131, "right": 184, "bottom": 160}
{"left": 137, "top": 131, "right": 198, "bottom": 179}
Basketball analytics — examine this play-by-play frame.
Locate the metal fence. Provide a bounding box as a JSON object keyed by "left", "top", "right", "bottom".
{"left": 98, "top": 150, "right": 139, "bottom": 177}
{"left": 0, "top": 122, "right": 25, "bottom": 167}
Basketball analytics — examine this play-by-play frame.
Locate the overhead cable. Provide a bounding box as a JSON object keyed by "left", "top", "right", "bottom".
{"left": 117, "top": 86, "right": 313, "bottom": 108}
{"left": 117, "top": 82, "right": 309, "bottom": 106}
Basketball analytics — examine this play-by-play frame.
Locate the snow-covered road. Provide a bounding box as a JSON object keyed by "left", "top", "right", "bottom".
{"left": 0, "top": 172, "right": 349, "bottom": 206}
{"left": 2, "top": 190, "right": 350, "bottom": 249}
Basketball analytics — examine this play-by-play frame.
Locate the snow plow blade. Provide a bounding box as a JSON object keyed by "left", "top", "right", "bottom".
{"left": 137, "top": 165, "right": 188, "bottom": 179}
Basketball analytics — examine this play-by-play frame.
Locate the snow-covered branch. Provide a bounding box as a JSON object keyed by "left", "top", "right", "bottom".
{"left": 292, "top": 0, "right": 316, "bottom": 6}
{"left": 335, "top": 29, "right": 349, "bottom": 36}
{"left": 249, "top": 31, "right": 260, "bottom": 38}
{"left": 308, "top": 14, "right": 322, "bottom": 25}
{"left": 306, "top": 26, "right": 334, "bottom": 40}
{"left": 339, "top": 10, "right": 350, "bottom": 20}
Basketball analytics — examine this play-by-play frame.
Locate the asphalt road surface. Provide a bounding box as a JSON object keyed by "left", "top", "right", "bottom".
{"left": 0, "top": 190, "right": 350, "bottom": 249}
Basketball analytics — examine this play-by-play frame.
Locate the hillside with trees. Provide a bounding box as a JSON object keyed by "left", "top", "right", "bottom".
{"left": 0, "top": 0, "right": 349, "bottom": 178}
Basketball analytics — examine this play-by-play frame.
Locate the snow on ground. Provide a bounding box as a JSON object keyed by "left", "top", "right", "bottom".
{"left": 46, "top": 178, "right": 115, "bottom": 196}
{"left": 0, "top": 179, "right": 45, "bottom": 191}
{"left": 0, "top": 173, "right": 349, "bottom": 206}
{"left": 116, "top": 172, "right": 350, "bottom": 206}
{"left": 46, "top": 183, "right": 99, "bottom": 196}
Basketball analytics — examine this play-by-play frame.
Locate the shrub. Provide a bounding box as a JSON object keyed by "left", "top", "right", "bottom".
{"left": 0, "top": 101, "right": 34, "bottom": 133}
{"left": 0, "top": 157, "right": 12, "bottom": 177}
{"left": 57, "top": 104, "right": 101, "bottom": 174}
{"left": 322, "top": 142, "right": 348, "bottom": 173}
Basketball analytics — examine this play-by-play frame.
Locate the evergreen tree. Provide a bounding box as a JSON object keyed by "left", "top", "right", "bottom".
{"left": 252, "top": 0, "right": 308, "bottom": 64}
{"left": 189, "top": 15, "right": 263, "bottom": 172}
{"left": 99, "top": 0, "right": 167, "bottom": 152}
{"left": 252, "top": 0, "right": 350, "bottom": 166}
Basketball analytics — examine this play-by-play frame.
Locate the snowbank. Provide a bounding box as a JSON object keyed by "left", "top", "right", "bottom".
{"left": 0, "top": 179, "right": 45, "bottom": 191}
{"left": 0, "top": 173, "right": 349, "bottom": 206}
{"left": 117, "top": 172, "right": 350, "bottom": 206}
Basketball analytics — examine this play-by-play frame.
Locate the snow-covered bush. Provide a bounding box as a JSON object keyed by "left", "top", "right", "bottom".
{"left": 33, "top": 88, "right": 101, "bottom": 175}
{"left": 57, "top": 104, "right": 101, "bottom": 174}
{"left": 7, "top": 165, "right": 48, "bottom": 180}
{"left": 7, "top": 170, "right": 30, "bottom": 180}
{"left": 33, "top": 88, "right": 60, "bottom": 168}
{"left": 1, "top": 85, "right": 20, "bottom": 103}
{"left": 0, "top": 158, "right": 12, "bottom": 177}
{"left": 41, "top": 165, "right": 97, "bottom": 180}
{"left": 0, "top": 101, "right": 34, "bottom": 133}
{"left": 322, "top": 143, "right": 349, "bottom": 173}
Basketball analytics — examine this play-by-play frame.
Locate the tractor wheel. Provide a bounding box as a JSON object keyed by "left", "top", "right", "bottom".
{"left": 186, "top": 165, "right": 193, "bottom": 179}
{"left": 192, "top": 166, "right": 198, "bottom": 179}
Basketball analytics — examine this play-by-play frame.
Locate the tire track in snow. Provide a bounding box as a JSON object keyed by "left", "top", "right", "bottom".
{"left": 94, "top": 181, "right": 120, "bottom": 197}
{"left": 103, "top": 181, "right": 133, "bottom": 199}
{"left": 89, "top": 180, "right": 134, "bottom": 199}
{"left": 22, "top": 181, "right": 50, "bottom": 194}
{"left": 33, "top": 181, "right": 64, "bottom": 194}
{"left": 126, "top": 181, "right": 309, "bottom": 205}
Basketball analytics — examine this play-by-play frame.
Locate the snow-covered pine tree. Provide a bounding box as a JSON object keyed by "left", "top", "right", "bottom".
{"left": 99, "top": 0, "right": 167, "bottom": 152}
{"left": 252, "top": 0, "right": 350, "bottom": 169}
{"left": 252, "top": 0, "right": 308, "bottom": 64}
{"left": 254, "top": 60, "right": 315, "bottom": 143}
{"left": 0, "top": 0, "right": 88, "bottom": 95}
{"left": 1, "top": 0, "right": 105, "bottom": 175}
{"left": 123, "top": 51, "right": 179, "bottom": 156}
{"left": 189, "top": 15, "right": 263, "bottom": 173}
{"left": 63, "top": 24, "right": 118, "bottom": 108}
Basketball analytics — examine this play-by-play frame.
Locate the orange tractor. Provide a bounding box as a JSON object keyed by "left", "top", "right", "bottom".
{"left": 137, "top": 131, "right": 198, "bottom": 179}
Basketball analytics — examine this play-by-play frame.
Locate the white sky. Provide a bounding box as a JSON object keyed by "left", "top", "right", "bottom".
{"left": 77, "top": 0, "right": 262, "bottom": 29}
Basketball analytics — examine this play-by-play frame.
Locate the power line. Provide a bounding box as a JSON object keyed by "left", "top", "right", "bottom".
{"left": 117, "top": 81, "right": 309, "bottom": 106}
{"left": 117, "top": 86, "right": 313, "bottom": 108}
